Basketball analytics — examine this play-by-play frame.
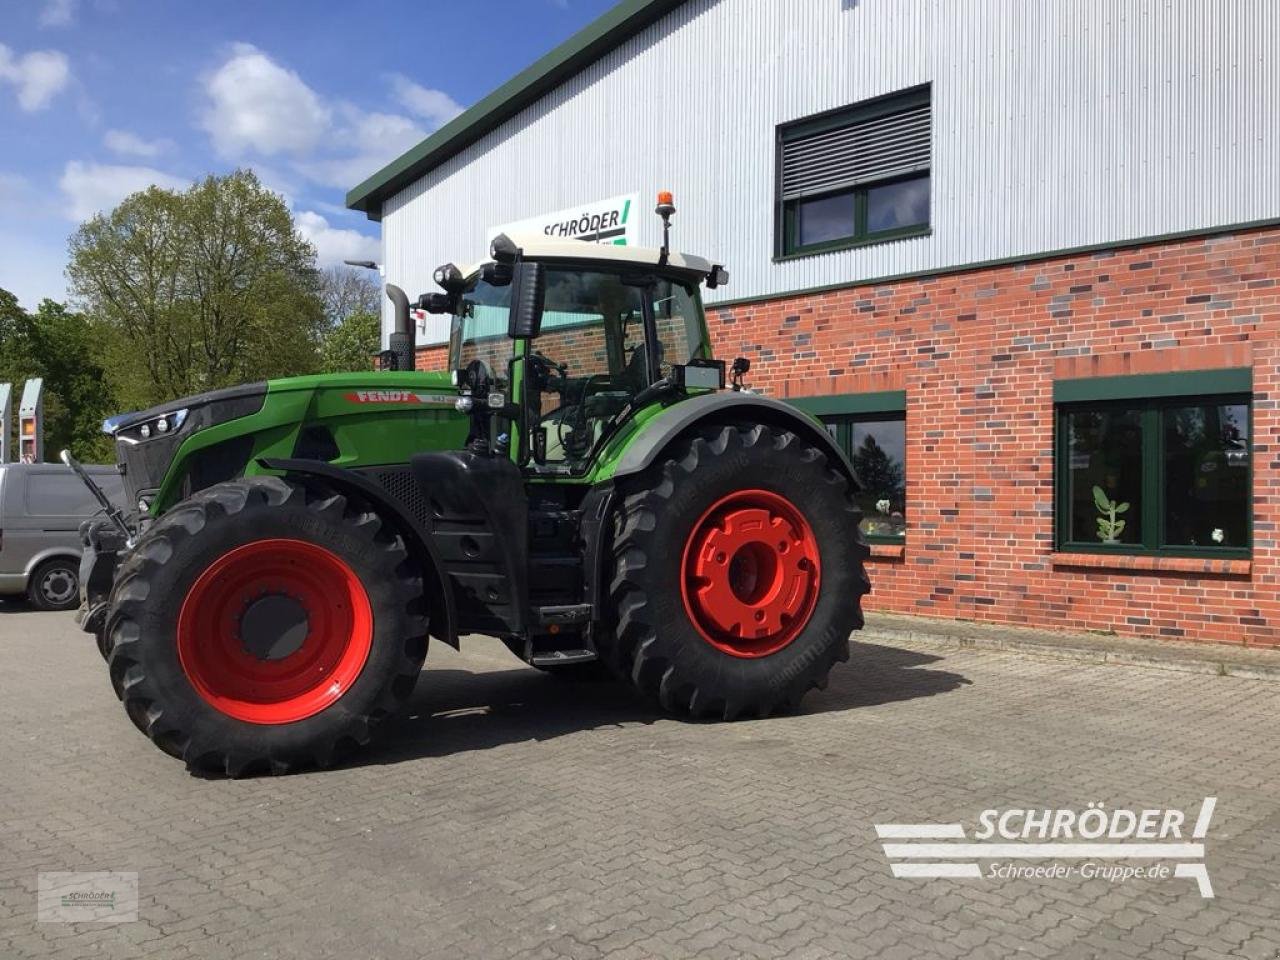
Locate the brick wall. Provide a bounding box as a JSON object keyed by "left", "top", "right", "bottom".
{"left": 414, "top": 343, "right": 449, "bottom": 371}
{"left": 709, "top": 226, "right": 1280, "bottom": 647}
{"left": 409, "top": 227, "right": 1280, "bottom": 646}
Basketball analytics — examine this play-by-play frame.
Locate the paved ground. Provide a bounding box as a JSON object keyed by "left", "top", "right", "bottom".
{"left": 1, "top": 601, "right": 1278, "bottom": 960}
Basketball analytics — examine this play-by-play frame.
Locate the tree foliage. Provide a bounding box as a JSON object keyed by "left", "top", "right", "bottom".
{"left": 318, "top": 265, "right": 381, "bottom": 326}
{"left": 0, "top": 290, "right": 117, "bottom": 462}
{"left": 320, "top": 311, "right": 382, "bottom": 373}
{"left": 67, "top": 170, "right": 325, "bottom": 409}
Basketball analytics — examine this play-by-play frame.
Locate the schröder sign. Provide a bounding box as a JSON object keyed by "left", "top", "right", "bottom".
{"left": 488, "top": 193, "right": 639, "bottom": 247}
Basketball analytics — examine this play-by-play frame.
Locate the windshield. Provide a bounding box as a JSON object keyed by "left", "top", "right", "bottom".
{"left": 447, "top": 268, "right": 708, "bottom": 375}
{"left": 448, "top": 277, "right": 512, "bottom": 374}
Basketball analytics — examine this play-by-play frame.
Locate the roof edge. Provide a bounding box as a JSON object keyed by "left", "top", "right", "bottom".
{"left": 346, "top": 0, "right": 688, "bottom": 221}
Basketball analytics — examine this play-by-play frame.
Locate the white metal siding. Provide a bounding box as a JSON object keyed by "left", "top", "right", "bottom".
{"left": 381, "top": 0, "right": 1280, "bottom": 344}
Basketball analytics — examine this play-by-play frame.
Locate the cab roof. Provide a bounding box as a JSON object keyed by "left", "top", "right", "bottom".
{"left": 481, "top": 233, "right": 715, "bottom": 277}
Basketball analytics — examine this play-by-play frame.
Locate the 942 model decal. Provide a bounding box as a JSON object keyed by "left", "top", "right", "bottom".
{"left": 344, "top": 390, "right": 456, "bottom": 406}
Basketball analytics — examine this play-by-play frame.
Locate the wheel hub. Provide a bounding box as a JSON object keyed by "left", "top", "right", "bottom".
{"left": 41, "top": 568, "right": 77, "bottom": 604}
{"left": 238, "top": 594, "right": 309, "bottom": 661}
{"left": 176, "top": 539, "right": 373, "bottom": 724}
{"left": 681, "top": 489, "right": 821, "bottom": 658}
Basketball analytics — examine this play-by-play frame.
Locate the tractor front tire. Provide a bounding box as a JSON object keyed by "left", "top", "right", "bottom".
{"left": 605, "top": 423, "right": 870, "bottom": 719}
{"left": 104, "top": 477, "right": 427, "bottom": 775}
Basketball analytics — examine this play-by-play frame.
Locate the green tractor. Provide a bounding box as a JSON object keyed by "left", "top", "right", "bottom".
{"left": 69, "top": 199, "right": 870, "bottom": 775}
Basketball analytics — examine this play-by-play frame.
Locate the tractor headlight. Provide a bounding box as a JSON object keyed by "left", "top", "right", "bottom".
{"left": 117, "top": 408, "right": 188, "bottom": 445}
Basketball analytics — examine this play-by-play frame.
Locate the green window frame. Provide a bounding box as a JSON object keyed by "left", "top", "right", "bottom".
{"left": 789, "top": 391, "right": 907, "bottom": 544}
{"left": 1053, "top": 370, "right": 1252, "bottom": 559}
{"left": 775, "top": 86, "right": 932, "bottom": 260}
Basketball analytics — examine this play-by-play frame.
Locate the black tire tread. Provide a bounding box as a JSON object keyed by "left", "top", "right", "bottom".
{"left": 606, "top": 423, "right": 870, "bottom": 720}
{"left": 104, "top": 476, "right": 426, "bottom": 775}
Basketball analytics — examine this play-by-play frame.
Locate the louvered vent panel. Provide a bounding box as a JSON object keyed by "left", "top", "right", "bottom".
{"left": 781, "top": 103, "right": 931, "bottom": 201}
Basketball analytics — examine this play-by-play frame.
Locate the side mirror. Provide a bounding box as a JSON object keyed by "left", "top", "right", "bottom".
{"left": 508, "top": 260, "right": 545, "bottom": 339}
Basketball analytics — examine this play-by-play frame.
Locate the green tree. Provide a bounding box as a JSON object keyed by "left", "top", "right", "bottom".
{"left": 0, "top": 288, "right": 31, "bottom": 458}
{"left": 0, "top": 290, "right": 116, "bottom": 462}
{"left": 67, "top": 170, "right": 325, "bottom": 409}
{"left": 320, "top": 310, "right": 382, "bottom": 373}
{"left": 318, "top": 265, "right": 381, "bottom": 326}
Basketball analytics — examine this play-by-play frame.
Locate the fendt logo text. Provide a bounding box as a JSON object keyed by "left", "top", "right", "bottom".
{"left": 875, "top": 797, "right": 1217, "bottom": 897}
{"left": 344, "top": 391, "right": 454, "bottom": 406}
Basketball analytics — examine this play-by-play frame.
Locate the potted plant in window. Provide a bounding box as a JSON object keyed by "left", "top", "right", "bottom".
{"left": 1093, "top": 485, "right": 1130, "bottom": 545}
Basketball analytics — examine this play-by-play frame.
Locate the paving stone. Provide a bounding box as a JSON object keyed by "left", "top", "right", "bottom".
{"left": 1, "top": 609, "right": 1277, "bottom": 959}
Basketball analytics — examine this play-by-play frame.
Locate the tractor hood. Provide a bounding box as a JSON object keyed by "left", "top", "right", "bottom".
{"left": 103, "top": 370, "right": 460, "bottom": 511}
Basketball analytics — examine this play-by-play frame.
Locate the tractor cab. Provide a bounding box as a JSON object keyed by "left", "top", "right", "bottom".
{"left": 428, "top": 227, "right": 729, "bottom": 477}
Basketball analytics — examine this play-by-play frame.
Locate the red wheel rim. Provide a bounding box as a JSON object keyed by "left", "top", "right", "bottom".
{"left": 176, "top": 539, "right": 373, "bottom": 724}
{"left": 680, "top": 489, "right": 821, "bottom": 658}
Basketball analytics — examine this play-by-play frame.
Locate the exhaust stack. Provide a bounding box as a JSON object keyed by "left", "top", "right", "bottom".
{"left": 385, "top": 284, "right": 414, "bottom": 373}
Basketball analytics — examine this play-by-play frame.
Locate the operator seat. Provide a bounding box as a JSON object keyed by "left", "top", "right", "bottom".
{"left": 622, "top": 339, "right": 664, "bottom": 394}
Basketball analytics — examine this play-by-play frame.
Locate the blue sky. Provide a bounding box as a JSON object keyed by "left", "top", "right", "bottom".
{"left": 0, "top": 0, "right": 617, "bottom": 308}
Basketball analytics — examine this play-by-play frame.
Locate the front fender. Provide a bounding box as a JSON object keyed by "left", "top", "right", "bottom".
{"left": 257, "top": 458, "right": 459, "bottom": 648}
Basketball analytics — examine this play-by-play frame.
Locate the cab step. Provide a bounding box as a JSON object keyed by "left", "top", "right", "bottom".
{"left": 530, "top": 649, "right": 598, "bottom": 667}
{"left": 535, "top": 603, "right": 592, "bottom": 627}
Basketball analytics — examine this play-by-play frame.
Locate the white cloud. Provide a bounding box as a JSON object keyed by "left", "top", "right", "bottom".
{"left": 200, "top": 43, "right": 330, "bottom": 158}
{"left": 39, "top": 0, "right": 77, "bottom": 27}
{"left": 390, "top": 75, "right": 464, "bottom": 127}
{"left": 59, "top": 161, "right": 188, "bottom": 221}
{"left": 0, "top": 43, "right": 71, "bottom": 111}
{"left": 295, "top": 107, "right": 426, "bottom": 188}
{"left": 103, "top": 129, "right": 173, "bottom": 159}
{"left": 294, "top": 210, "right": 379, "bottom": 267}
{"left": 195, "top": 44, "right": 463, "bottom": 196}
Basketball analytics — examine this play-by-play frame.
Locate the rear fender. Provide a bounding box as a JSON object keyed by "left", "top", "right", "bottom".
{"left": 609, "top": 392, "right": 862, "bottom": 491}
{"left": 581, "top": 392, "right": 863, "bottom": 625}
{"left": 257, "top": 457, "right": 458, "bottom": 648}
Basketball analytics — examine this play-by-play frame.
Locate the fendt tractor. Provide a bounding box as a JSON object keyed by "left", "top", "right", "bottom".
{"left": 67, "top": 196, "right": 871, "bottom": 775}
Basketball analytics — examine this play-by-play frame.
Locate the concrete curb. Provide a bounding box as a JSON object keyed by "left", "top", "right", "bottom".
{"left": 859, "top": 615, "right": 1280, "bottom": 682}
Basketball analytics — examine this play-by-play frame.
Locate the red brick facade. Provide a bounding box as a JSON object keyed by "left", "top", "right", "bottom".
{"left": 413, "top": 225, "right": 1280, "bottom": 647}
{"left": 414, "top": 343, "right": 449, "bottom": 371}
{"left": 710, "top": 226, "right": 1280, "bottom": 647}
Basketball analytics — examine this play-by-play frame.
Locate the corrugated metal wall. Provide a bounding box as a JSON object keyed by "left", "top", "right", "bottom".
{"left": 381, "top": 0, "right": 1280, "bottom": 345}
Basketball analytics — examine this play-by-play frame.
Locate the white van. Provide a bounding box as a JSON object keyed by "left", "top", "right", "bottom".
{"left": 0, "top": 464, "right": 125, "bottom": 610}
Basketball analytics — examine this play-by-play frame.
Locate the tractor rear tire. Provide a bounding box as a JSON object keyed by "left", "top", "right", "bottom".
{"left": 604, "top": 423, "right": 870, "bottom": 719}
{"left": 104, "top": 477, "right": 427, "bottom": 775}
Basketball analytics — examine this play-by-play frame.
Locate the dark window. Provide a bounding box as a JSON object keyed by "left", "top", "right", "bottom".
{"left": 1062, "top": 407, "right": 1144, "bottom": 546}
{"left": 821, "top": 414, "right": 906, "bottom": 541}
{"left": 866, "top": 176, "right": 931, "bottom": 234}
{"left": 1056, "top": 396, "right": 1251, "bottom": 556}
{"left": 796, "top": 193, "right": 857, "bottom": 248}
{"left": 778, "top": 86, "right": 931, "bottom": 257}
{"left": 1163, "top": 401, "right": 1250, "bottom": 548}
